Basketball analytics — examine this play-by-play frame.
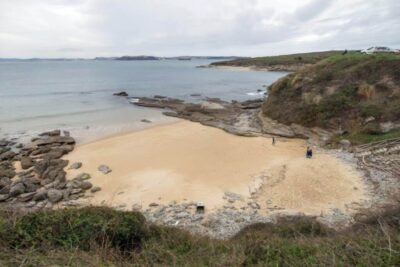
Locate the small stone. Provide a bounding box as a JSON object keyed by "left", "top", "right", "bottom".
{"left": 0, "top": 177, "right": 11, "bottom": 188}
{"left": 0, "top": 194, "right": 9, "bottom": 202}
{"left": 33, "top": 190, "right": 48, "bottom": 201}
{"left": 132, "top": 203, "right": 142, "bottom": 211}
{"left": 74, "top": 173, "right": 91, "bottom": 180}
{"left": 68, "top": 162, "right": 82, "bottom": 170}
{"left": 18, "top": 192, "right": 36, "bottom": 202}
{"left": 339, "top": 139, "right": 351, "bottom": 149}
{"left": 80, "top": 181, "right": 93, "bottom": 190}
{"left": 141, "top": 119, "right": 152, "bottom": 123}
{"left": 98, "top": 165, "right": 112, "bottom": 174}
{"left": 9, "top": 183, "right": 25, "bottom": 197}
{"left": 90, "top": 186, "right": 101, "bottom": 193}
{"left": 47, "top": 189, "right": 63, "bottom": 203}
{"left": 62, "top": 200, "right": 81, "bottom": 207}
{"left": 149, "top": 203, "right": 159, "bottom": 207}
{"left": 20, "top": 157, "right": 34, "bottom": 170}
{"left": 25, "top": 201, "right": 37, "bottom": 208}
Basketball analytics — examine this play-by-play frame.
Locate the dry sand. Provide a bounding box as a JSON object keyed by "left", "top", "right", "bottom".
{"left": 65, "top": 120, "right": 367, "bottom": 215}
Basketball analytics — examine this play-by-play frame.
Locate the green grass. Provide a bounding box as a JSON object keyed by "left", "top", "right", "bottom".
{"left": 210, "top": 50, "right": 347, "bottom": 68}
{"left": 262, "top": 52, "right": 400, "bottom": 141}
{"left": 1, "top": 207, "right": 400, "bottom": 266}
{"left": 333, "top": 128, "right": 400, "bottom": 145}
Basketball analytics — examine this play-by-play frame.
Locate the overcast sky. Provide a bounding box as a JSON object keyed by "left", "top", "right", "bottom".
{"left": 0, "top": 0, "right": 399, "bottom": 58}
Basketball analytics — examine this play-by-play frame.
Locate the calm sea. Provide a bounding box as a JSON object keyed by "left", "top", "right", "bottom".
{"left": 0, "top": 59, "right": 287, "bottom": 143}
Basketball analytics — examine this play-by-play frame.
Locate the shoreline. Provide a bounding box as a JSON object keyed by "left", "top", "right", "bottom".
{"left": 63, "top": 120, "right": 369, "bottom": 237}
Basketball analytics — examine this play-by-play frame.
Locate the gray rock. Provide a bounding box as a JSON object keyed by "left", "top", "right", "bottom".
{"left": 9, "top": 183, "right": 25, "bottom": 197}
{"left": 68, "top": 162, "right": 82, "bottom": 170}
{"left": 0, "top": 165, "right": 15, "bottom": 178}
{"left": 113, "top": 91, "right": 128, "bottom": 97}
{"left": 25, "top": 201, "right": 37, "bottom": 208}
{"left": 132, "top": 203, "right": 142, "bottom": 211}
{"left": 0, "top": 177, "right": 11, "bottom": 188}
{"left": 339, "top": 139, "right": 352, "bottom": 149}
{"left": 20, "top": 156, "right": 34, "bottom": 170}
{"left": 33, "top": 190, "right": 48, "bottom": 201}
{"left": 47, "top": 189, "right": 63, "bottom": 203}
{"left": 98, "top": 164, "right": 112, "bottom": 174}
{"left": 74, "top": 173, "right": 91, "bottom": 180}
{"left": 63, "top": 130, "right": 70, "bottom": 137}
{"left": 62, "top": 200, "right": 81, "bottom": 207}
{"left": 224, "top": 191, "right": 244, "bottom": 202}
{"left": 18, "top": 192, "right": 36, "bottom": 202}
{"left": 0, "top": 194, "right": 9, "bottom": 202}
{"left": 0, "top": 151, "right": 16, "bottom": 161}
{"left": 80, "top": 181, "right": 93, "bottom": 190}
{"left": 90, "top": 186, "right": 101, "bottom": 193}
{"left": 364, "top": 116, "right": 375, "bottom": 124}
{"left": 141, "top": 119, "right": 152, "bottom": 123}
{"left": 0, "top": 185, "right": 10, "bottom": 194}
{"left": 39, "top": 129, "right": 61, "bottom": 137}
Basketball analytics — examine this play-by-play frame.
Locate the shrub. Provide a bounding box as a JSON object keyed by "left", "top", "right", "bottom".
{"left": 6, "top": 207, "right": 148, "bottom": 251}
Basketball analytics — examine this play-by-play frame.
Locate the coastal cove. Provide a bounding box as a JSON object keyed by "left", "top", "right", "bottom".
{"left": 0, "top": 59, "right": 287, "bottom": 143}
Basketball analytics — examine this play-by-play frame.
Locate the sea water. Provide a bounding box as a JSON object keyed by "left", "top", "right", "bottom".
{"left": 0, "top": 59, "right": 287, "bottom": 143}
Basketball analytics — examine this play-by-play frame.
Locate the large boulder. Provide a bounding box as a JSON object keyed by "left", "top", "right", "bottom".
{"left": 47, "top": 189, "right": 63, "bottom": 203}
{"left": 0, "top": 177, "right": 11, "bottom": 188}
{"left": 20, "top": 156, "right": 34, "bottom": 170}
{"left": 33, "top": 190, "right": 48, "bottom": 201}
{"left": 0, "top": 164, "right": 15, "bottom": 178}
{"left": 0, "top": 151, "right": 16, "bottom": 161}
{"left": 9, "top": 183, "right": 25, "bottom": 197}
{"left": 0, "top": 194, "right": 9, "bottom": 202}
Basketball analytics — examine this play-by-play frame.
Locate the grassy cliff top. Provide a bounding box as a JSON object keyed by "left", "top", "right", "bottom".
{"left": 1, "top": 206, "right": 399, "bottom": 266}
{"left": 210, "top": 50, "right": 347, "bottom": 68}
{"left": 262, "top": 52, "right": 400, "bottom": 144}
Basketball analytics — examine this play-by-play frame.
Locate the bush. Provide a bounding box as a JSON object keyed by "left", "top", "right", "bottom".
{"left": 4, "top": 207, "right": 148, "bottom": 251}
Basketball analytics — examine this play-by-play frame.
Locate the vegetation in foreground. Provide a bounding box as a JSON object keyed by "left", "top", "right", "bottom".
{"left": 0, "top": 206, "right": 399, "bottom": 266}
{"left": 262, "top": 52, "right": 400, "bottom": 144}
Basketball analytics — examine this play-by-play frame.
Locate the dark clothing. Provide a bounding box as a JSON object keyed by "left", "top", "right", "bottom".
{"left": 306, "top": 148, "right": 313, "bottom": 158}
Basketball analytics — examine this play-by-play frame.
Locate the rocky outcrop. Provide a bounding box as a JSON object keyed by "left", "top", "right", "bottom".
{"left": 0, "top": 131, "right": 101, "bottom": 211}
{"left": 113, "top": 91, "right": 128, "bottom": 97}
{"left": 129, "top": 96, "right": 333, "bottom": 143}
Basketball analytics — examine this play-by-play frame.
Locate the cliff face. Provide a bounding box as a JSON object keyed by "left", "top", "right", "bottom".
{"left": 262, "top": 53, "right": 400, "bottom": 138}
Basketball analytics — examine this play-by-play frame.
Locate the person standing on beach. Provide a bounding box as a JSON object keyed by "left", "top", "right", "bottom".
{"left": 306, "top": 147, "right": 313, "bottom": 158}
{"left": 272, "top": 137, "right": 276, "bottom": 145}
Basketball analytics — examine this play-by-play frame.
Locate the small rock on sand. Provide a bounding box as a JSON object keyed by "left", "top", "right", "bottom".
{"left": 141, "top": 119, "right": 152, "bottom": 123}
{"left": 98, "top": 165, "right": 112, "bottom": 174}
{"left": 90, "top": 186, "right": 101, "bottom": 193}
{"left": 68, "top": 162, "right": 82, "bottom": 170}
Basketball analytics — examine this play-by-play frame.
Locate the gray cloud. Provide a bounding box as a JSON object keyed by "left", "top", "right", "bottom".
{"left": 0, "top": 0, "right": 399, "bottom": 57}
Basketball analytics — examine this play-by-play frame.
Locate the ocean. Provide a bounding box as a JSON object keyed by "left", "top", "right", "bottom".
{"left": 0, "top": 59, "right": 287, "bottom": 143}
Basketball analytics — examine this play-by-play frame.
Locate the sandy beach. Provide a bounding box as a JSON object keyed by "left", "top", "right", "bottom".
{"left": 64, "top": 120, "right": 367, "bottom": 216}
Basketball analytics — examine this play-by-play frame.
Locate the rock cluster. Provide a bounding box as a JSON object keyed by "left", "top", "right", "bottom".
{"left": 129, "top": 95, "right": 333, "bottom": 144}
{"left": 0, "top": 131, "right": 101, "bottom": 210}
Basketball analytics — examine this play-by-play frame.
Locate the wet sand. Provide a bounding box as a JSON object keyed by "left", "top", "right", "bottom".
{"left": 65, "top": 120, "right": 367, "bottom": 215}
